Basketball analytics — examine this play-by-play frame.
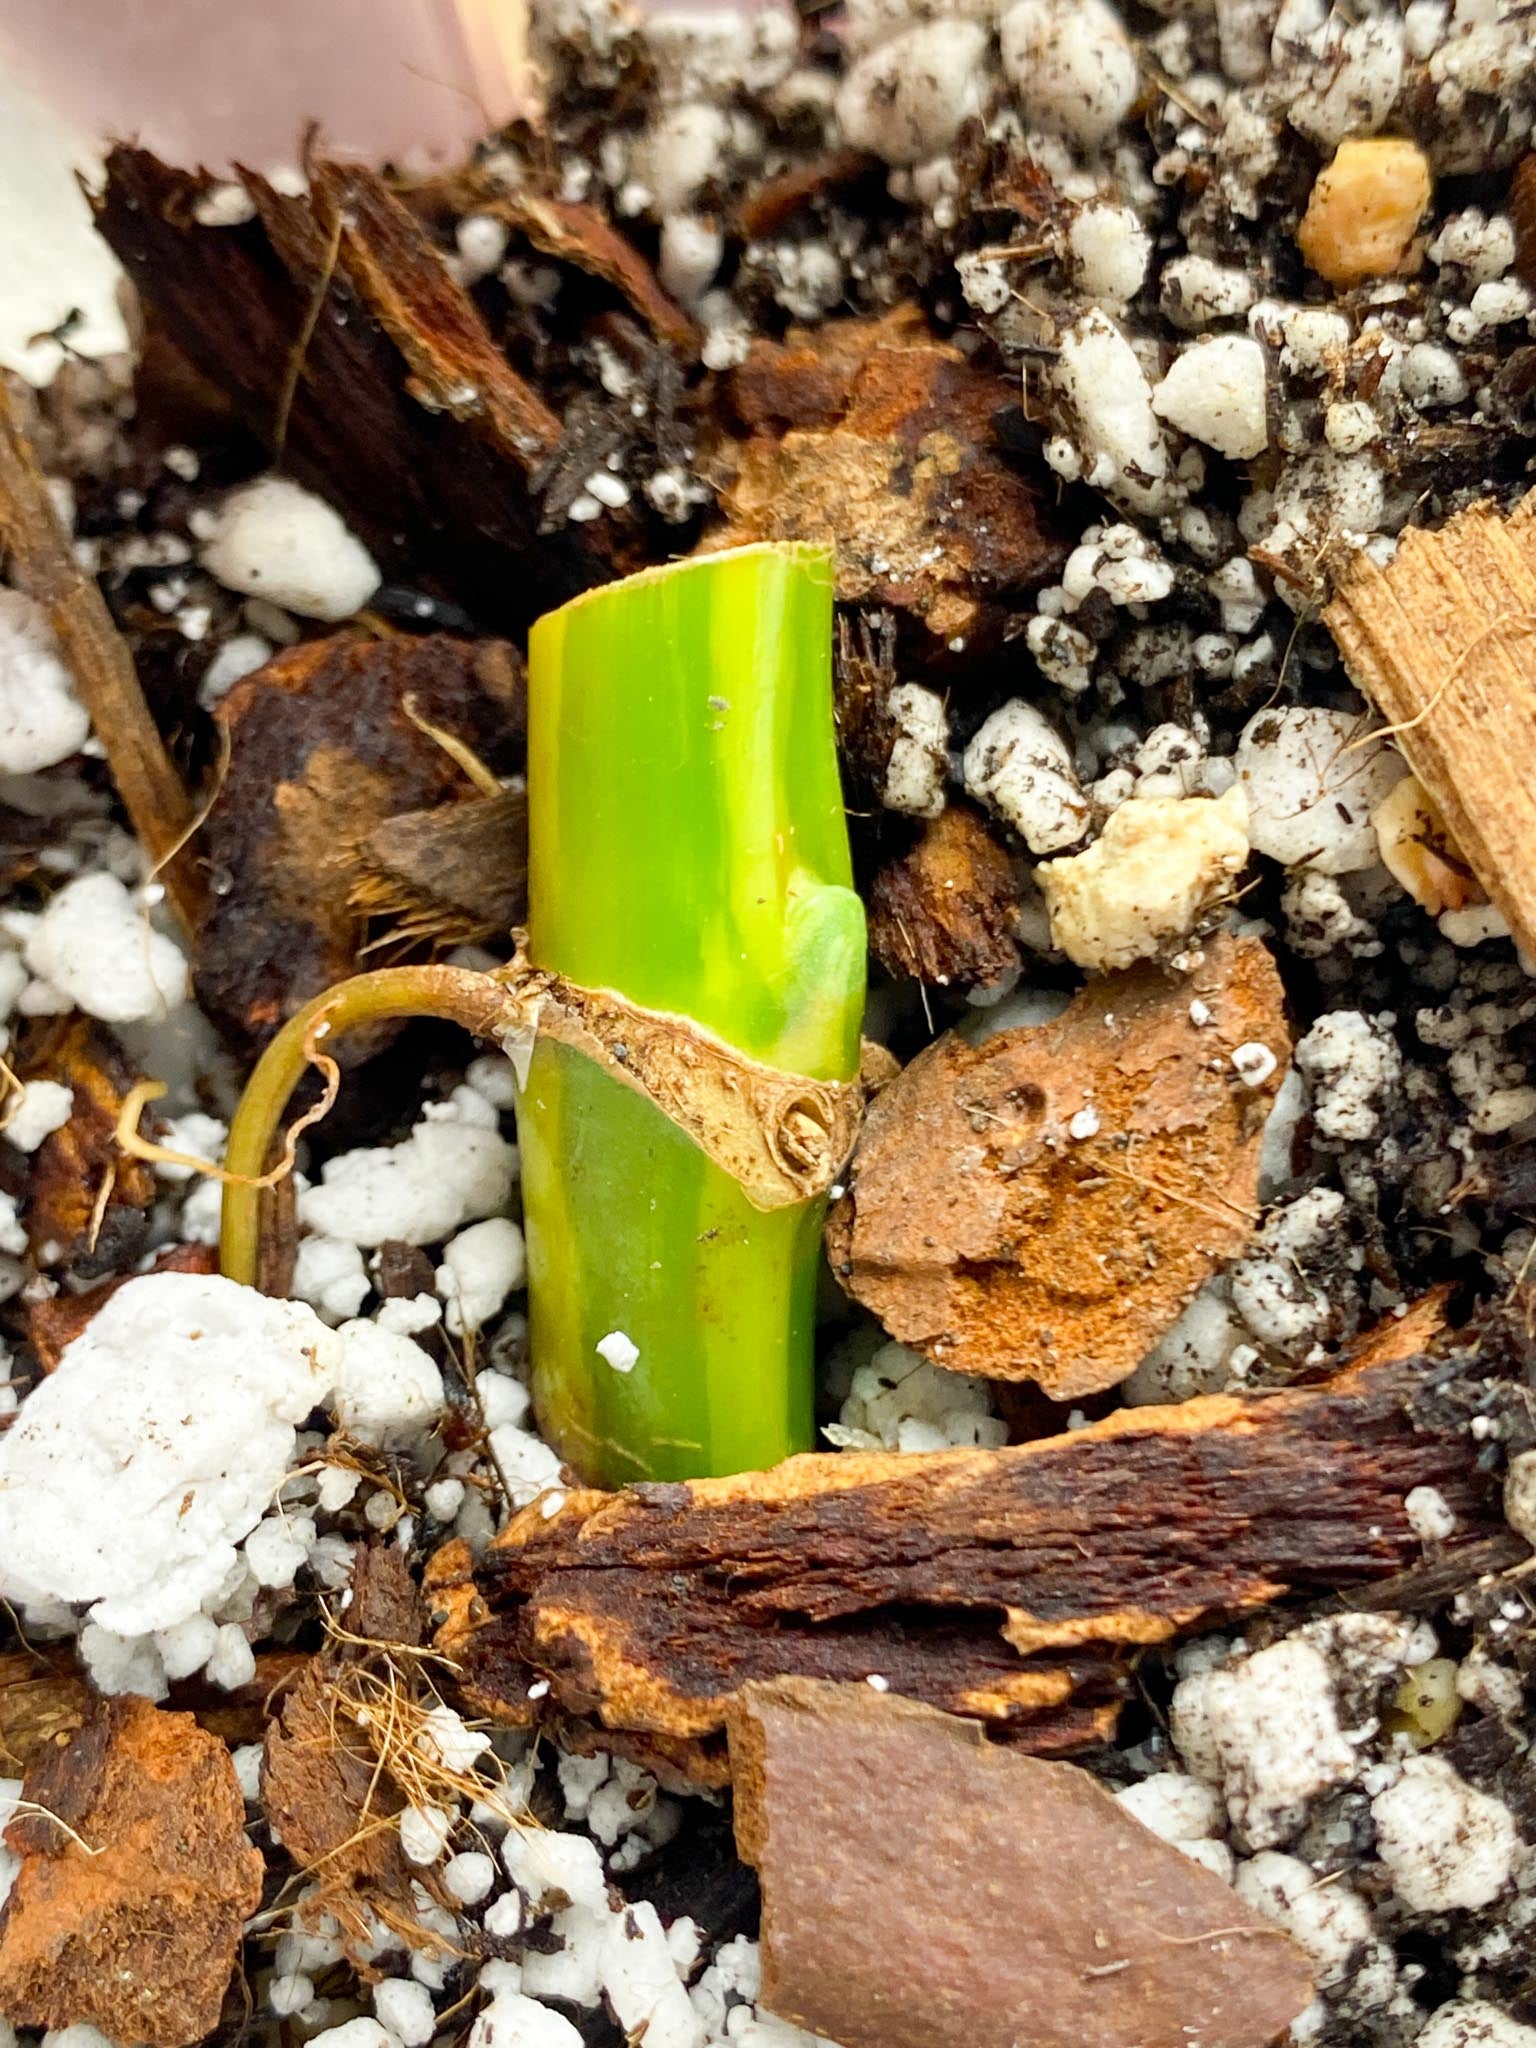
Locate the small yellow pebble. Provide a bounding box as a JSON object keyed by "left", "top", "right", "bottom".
{"left": 1373, "top": 773, "right": 1484, "bottom": 917}
{"left": 1386, "top": 1658, "right": 1463, "bottom": 1749}
{"left": 1297, "top": 137, "right": 1433, "bottom": 287}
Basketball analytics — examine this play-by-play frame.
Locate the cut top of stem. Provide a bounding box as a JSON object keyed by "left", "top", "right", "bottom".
{"left": 528, "top": 542, "right": 864, "bottom": 1082}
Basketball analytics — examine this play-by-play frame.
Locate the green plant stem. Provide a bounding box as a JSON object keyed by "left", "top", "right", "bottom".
{"left": 524, "top": 542, "right": 864, "bottom": 1484}
{"left": 218, "top": 543, "right": 863, "bottom": 1489}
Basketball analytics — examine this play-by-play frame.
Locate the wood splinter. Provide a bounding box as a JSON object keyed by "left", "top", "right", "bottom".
{"left": 1325, "top": 486, "right": 1536, "bottom": 958}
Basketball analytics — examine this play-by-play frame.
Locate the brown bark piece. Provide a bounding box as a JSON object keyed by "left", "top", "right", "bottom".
{"left": 1510, "top": 155, "right": 1536, "bottom": 288}
{"left": 0, "top": 1695, "right": 262, "bottom": 2048}
{"left": 429, "top": 1352, "right": 1493, "bottom": 1779}
{"left": 711, "top": 309, "right": 1066, "bottom": 656}
{"left": 1325, "top": 487, "right": 1536, "bottom": 960}
{"left": 18, "top": 1018, "right": 158, "bottom": 1278}
{"left": 94, "top": 149, "right": 635, "bottom": 632}
{"left": 868, "top": 805, "right": 1021, "bottom": 987}
{"left": 827, "top": 932, "right": 1288, "bottom": 1396}
{"left": 0, "top": 1653, "right": 89, "bottom": 1774}
{"left": 197, "top": 631, "right": 523, "bottom": 1051}
{"left": 476, "top": 193, "right": 698, "bottom": 354}
{"left": 730, "top": 1679, "right": 1314, "bottom": 2048}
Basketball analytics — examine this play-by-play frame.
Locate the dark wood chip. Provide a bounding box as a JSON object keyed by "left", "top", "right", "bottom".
{"left": 428, "top": 1347, "right": 1497, "bottom": 1780}
{"left": 196, "top": 630, "right": 522, "bottom": 1052}
{"left": 867, "top": 804, "right": 1021, "bottom": 987}
{"left": 93, "top": 149, "right": 637, "bottom": 631}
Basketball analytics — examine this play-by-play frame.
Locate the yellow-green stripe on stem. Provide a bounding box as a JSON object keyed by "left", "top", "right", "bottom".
{"left": 524, "top": 543, "right": 865, "bottom": 1484}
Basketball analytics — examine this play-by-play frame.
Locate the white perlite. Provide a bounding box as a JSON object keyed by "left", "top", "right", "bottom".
{"left": 0, "top": 591, "right": 90, "bottom": 773}
{"left": 1294, "top": 1010, "right": 1402, "bottom": 1142}
{"left": 1235, "top": 1852, "right": 1397, "bottom": 1997}
{"left": 1037, "top": 786, "right": 1250, "bottom": 972}
{"left": 1405, "top": 1485, "right": 1457, "bottom": 1542}
{"left": 1066, "top": 204, "right": 1150, "bottom": 308}
{"left": 829, "top": 1340, "right": 1006, "bottom": 1454}
{"left": 1505, "top": 1450, "right": 1536, "bottom": 1547}
{"left": 2, "top": 1078, "right": 71, "bottom": 1153}
{"left": 436, "top": 1216, "right": 527, "bottom": 1335}
{"left": 330, "top": 1318, "right": 444, "bottom": 1448}
{"left": 0, "top": 1272, "right": 336, "bottom": 1635}
{"left": 835, "top": 20, "right": 990, "bottom": 167}
{"left": 1171, "top": 1636, "right": 1356, "bottom": 1848}
{"left": 199, "top": 476, "right": 381, "bottom": 622}
{"left": 1419, "top": 2004, "right": 1536, "bottom": 2048}
{"left": 999, "top": 0, "right": 1138, "bottom": 146}
{"left": 597, "top": 1330, "right": 640, "bottom": 1374}
{"left": 1230, "top": 1186, "right": 1348, "bottom": 1355}
{"left": 1052, "top": 310, "right": 1172, "bottom": 514}
{"left": 292, "top": 1234, "right": 371, "bottom": 1325}
{"left": 24, "top": 872, "right": 189, "bottom": 1022}
{"left": 1236, "top": 708, "right": 1407, "bottom": 874}
{"left": 882, "top": 683, "right": 949, "bottom": 819}
{"left": 298, "top": 1110, "right": 517, "bottom": 1246}
{"left": 962, "top": 699, "right": 1088, "bottom": 855}
{"left": 1370, "top": 1755, "right": 1521, "bottom": 1912}
{"left": 1152, "top": 336, "right": 1269, "bottom": 461}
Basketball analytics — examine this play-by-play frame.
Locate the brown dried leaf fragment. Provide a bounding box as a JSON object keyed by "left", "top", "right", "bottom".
{"left": 868, "top": 805, "right": 1021, "bottom": 988}
{"left": 827, "top": 932, "right": 1288, "bottom": 1395}
{"left": 197, "top": 631, "right": 525, "bottom": 1052}
{"left": 18, "top": 1018, "right": 157, "bottom": 1278}
{"left": 429, "top": 1350, "right": 1492, "bottom": 1778}
{"left": 0, "top": 1695, "right": 262, "bottom": 2048}
{"left": 355, "top": 786, "right": 528, "bottom": 947}
{"left": 711, "top": 309, "right": 1066, "bottom": 658}
{"left": 729, "top": 1679, "right": 1314, "bottom": 2048}
{"left": 1325, "top": 487, "right": 1536, "bottom": 959}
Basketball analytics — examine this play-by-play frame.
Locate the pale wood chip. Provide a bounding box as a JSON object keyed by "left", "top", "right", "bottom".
{"left": 1325, "top": 489, "right": 1536, "bottom": 958}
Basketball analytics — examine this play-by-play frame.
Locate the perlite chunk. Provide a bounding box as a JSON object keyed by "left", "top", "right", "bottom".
{"left": 1370, "top": 1756, "right": 1520, "bottom": 1912}
{"left": 1037, "top": 786, "right": 1249, "bottom": 971}
{"left": 0, "top": 1273, "right": 338, "bottom": 1636}
{"left": 0, "top": 591, "right": 90, "bottom": 773}
{"left": 962, "top": 699, "right": 1088, "bottom": 855}
{"left": 1152, "top": 336, "right": 1269, "bottom": 461}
